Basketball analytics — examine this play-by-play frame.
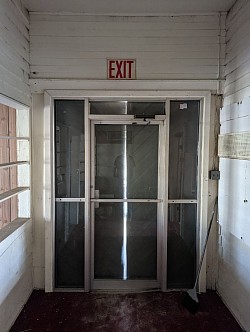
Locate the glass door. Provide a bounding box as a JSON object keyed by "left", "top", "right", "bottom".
{"left": 54, "top": 100, "right": 85, "bottom": 288}
{"left": 52, "top": 98, "right": 202, "bottom": 291}
{"left": 91, "top": 122, "right": 163, "bottom": 290}
{"left": 167, "top": 100, "right": 200, "bottom": 289}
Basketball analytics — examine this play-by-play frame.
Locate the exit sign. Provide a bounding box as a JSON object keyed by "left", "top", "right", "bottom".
{"left": 107, "top": 59, "right": 136, "bottom": 80}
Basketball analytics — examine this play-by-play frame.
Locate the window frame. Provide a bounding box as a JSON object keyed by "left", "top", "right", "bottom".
{"left": 0, "top": 94, "right": 31, "bottom": 241}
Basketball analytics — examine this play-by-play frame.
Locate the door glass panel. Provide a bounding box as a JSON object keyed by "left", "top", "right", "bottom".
{"left": 168, "top": 101, "right": 199, "bottom": 199}
{"left": 95, "top": 124, "right": 159, "bottom": 199}
{"left": 167, "top": 203, "right": 196, "bottom": 289}
{"left": 55, "top": 202, "right": 85, "bottom": 288}
{"left": 91, "top": 101, "right": 127, "bottom": 115}
{"left": 129, "top": 102, "right": 165, "bottom": 116}
{"left": 91, "top": 101, "right": 165, "bottom": 115}
{"left": 55, "top": 100, "right": 85, "bottom": 198}
{"left": 94, "top": 203, "right": 157, "bottom": 280}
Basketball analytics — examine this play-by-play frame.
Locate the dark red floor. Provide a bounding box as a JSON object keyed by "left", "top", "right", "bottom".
{"left": 10, "top": 290, "right": 243, "bottom": 332}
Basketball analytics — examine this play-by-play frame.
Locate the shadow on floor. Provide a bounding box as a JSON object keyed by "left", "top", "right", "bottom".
{"left": 10, "top": 290, "right": 243, "bottom": 332}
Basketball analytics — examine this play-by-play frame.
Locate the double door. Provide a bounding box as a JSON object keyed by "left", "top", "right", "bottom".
{"left": 54, "top": 100, "right": 199, "bottom": 291}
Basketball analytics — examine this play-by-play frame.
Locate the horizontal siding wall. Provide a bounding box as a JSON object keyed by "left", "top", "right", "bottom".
{"left": 218, "top": 1, "right": 250, "bottom": 331}
{"left": 30, "top": 14, "right": 225, "bottom": 81}
{"left": 0, "top": 220, "right": 33, "bottom": 332}
{"left": 224, "top": 0, "right": 250, "bottom": 105}
{"left": 0, "top": 2, "right": 32, "bottom": 331}
{"left": 0, "top": 0, "right": 30, "bottom": 106}
{"left": 218, "top": 98, "right": 250, "bottom": 331}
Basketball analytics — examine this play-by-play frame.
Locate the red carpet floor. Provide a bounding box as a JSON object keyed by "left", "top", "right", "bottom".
{"left": 10, "top": 290, "right": 243, "bottom": 332}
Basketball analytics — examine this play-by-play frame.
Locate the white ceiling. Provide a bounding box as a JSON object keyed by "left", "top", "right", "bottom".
{"left": 21, "top": 0, "right": 236, "bottom": 15}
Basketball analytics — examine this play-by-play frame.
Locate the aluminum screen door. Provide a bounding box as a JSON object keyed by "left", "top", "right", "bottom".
{"left": 91, "top": 122, "right": 162, "bottom": 290}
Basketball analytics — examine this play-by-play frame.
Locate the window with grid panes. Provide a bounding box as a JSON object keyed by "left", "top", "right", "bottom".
{"left": 0, "top": 103, "right": 30, "bottom": 230}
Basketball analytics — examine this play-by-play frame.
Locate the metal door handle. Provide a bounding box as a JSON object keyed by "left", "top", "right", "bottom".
{"left": 94, "top": 189, "right": 99, "bottom": 208}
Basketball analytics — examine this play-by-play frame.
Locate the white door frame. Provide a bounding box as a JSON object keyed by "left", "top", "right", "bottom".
{"left": 44, "top": 90, "right": 211, "bottom": 293}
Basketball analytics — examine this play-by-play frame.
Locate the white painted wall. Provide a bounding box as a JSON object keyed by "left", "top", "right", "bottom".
{"left": 0, "top": 0, "right": 30, "bottom": 107}
{"left": 29, "top": 13, "right": 225, "bottom": 290}
{"left": 0, "top": 2, "right": 32, "bottom": 331}
{"left": 0, "top": 219, "right": 33, "bottom": 332}
{"left": 218, "top": 1, "right": 250, "bottom": 331}
{"left": 1, "top": 0, "right": 248, "bottom": 329}
{"left": 21, "top": 0, "right": 236, "bottom": 15}
{"left": 223, "top": 0, "right": 250, "bottom": 106}
{"left": 29, "top": 13, "right": 225, "bottom": 81}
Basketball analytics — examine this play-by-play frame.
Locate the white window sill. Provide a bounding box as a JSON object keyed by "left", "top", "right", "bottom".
{"left": 0, "top": 218, "right": 31, "bottom": 256}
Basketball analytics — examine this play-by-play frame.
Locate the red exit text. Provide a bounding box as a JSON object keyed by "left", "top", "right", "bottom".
{"left": 107, "top": 59, "right": 136, "bottom": 80}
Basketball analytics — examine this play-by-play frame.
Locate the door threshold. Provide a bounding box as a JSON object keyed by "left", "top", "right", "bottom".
{"left": 92, "top": 279, "right": 161, "bottom": 291}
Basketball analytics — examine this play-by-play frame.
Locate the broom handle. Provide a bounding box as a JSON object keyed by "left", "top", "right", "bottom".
{"left": 194, "top": 197, "right": 218, "bottom": 289}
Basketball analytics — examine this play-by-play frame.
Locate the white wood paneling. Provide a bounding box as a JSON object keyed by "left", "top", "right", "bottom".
{"left": 0, "top": 0, "right": 30, "bottom": 106}
{"left": 0, "top": 96, "right": 32, "bottom": 330}
{"left": 217, "top": 237, "right": 250, "bottom": 330}
{"left": 21, "top": 0, "right": 236, "bottom": 15}
{"left": 0, "top": 219, "right": 33, "bottom": 332}
{"left": 29, "top": 13, "right": 225, "bottom": 82}
{"left": 219, "top": 159, "right": 250, "bottom": 243}
{"left": 224, "top": 0, "right": 250, "bottom": 104}
{"left": 220, "top": 97, "right": 250, "bottom": 134}
{"left": 218, "top": 158, "right": 250, "bottom": 330}
{"left": 219, "top": 3, "right": 250, "bottom": 325}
